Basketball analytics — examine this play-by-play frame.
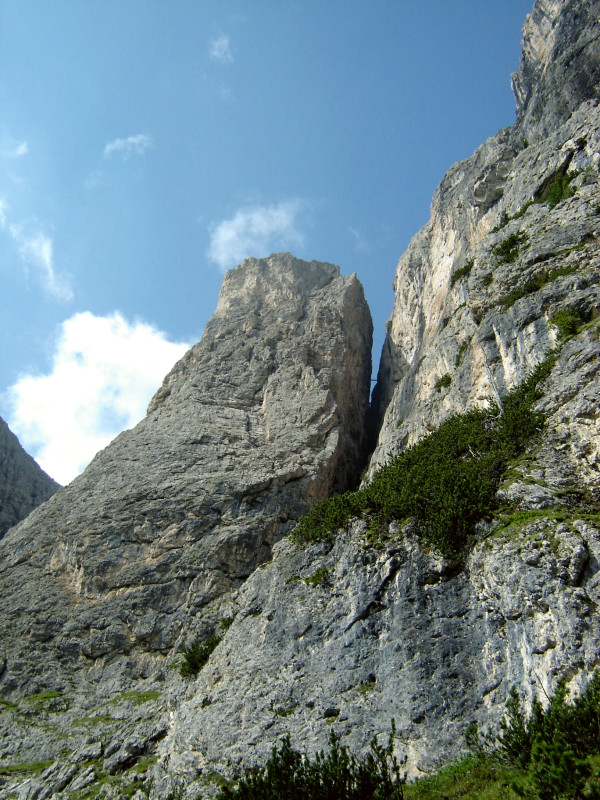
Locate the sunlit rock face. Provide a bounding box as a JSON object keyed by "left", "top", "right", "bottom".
{"left": 369, "top": 0, "right": 600, "bottom": 481}
{"left": 0, "top": 253, "right": 372, "bottom": 781}
{"left": 154, "top": 0, "right": 600, "bottom": 792}
{"left": 0, "top": 415, "right": 59, "bottom": 539}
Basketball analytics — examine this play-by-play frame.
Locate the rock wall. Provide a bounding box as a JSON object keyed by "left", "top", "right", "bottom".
{"left": 0, "top": 416, "right": 59, "bottom": 539}
{"left": 0, "top": 254, "right": 372, "bottom": 791}
{"left": 154, "top": 0, "right": 600, "bottom": 793}
{"left": 369, "top": 0, "right": 600, "bottom": 477}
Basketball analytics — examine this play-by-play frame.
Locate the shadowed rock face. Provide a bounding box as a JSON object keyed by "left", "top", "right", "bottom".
{"left": 0, "top": 416, "right": 59, "bottom": 539}
{"left": 0, "top": 254, "right": 372, "bottom": 700}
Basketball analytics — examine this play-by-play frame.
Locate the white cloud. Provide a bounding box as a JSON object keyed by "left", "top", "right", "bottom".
{"left": 208, "top": 201, "right": 305, "bottom": 271}
{"left": 4, "top": 312, "right": 190, "bottom": 485}
{"left": 103, "top": 134, "right": 153, "bottom": 160}
{"left": 209, "top": 34, "right": 234, "bottom": 64}
{"left": 6, "top": 223, "right": 73, "bottom": 301}
{"left": 2, "top": 140, "right": 28, "bottom": 159}
{"left": 0, "top": 197, "right": 7, "bottom": 227}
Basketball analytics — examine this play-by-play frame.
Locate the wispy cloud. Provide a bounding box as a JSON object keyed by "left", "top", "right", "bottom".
{"left": 348, "top": 226, "right": 371, "bottom": 254}
{"left": 84, "top": 170, "right": 107, "bottom": 190}
{"left": 208, "top": 201, "right": 306, "bottom": 272}
{"left": 2, "top": 140, "right": 28, "bottom": 159}
{"left": 103, "top": 134, "right": 153, "bottom": 160}
{"left": 4, "top": 311, "right": 190, "bottom": 484}
{"left": 209, "top": 34, "right": 234, "bottom": 64}
{"left": 0, "top": 207, "right": 73, "bottom": 301}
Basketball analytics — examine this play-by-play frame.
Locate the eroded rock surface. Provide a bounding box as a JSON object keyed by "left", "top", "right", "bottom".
{"left": 0, "top": 254, "right": 372, "bottom": 791}
{"left": 369, "top": 0, "right": 600, "bottom": 477}
{"left": 153, "top": 515, "right": 600, "bottom": 794}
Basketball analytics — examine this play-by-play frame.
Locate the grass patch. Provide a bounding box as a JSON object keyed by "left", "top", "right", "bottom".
{"left": 404, "top": 756, "right": 521, "bottom": 799}
{"left": 434, "top": 374, "right": 452, "bottom": 392}
{"left": 304, "top": 566, "right": 330, "bottom": 587}
{"left": 550, "top": 308, "right": 582, "bottom": 339}
{"left": 0, "top": 759, "right": 54, "bottom": 776}
{"left": 0, "top": 697, "right": 18, "bottom": 710}
{"left": 501, "top": 264, "right": 578, "bottom": 310}
{"left": 114, "top": 690, "right": 161, "bottom": 705}
{"left": 292, "top": 356, "right": 556, "bottom": 557}
{"left": 540, "top": 171, "right": 577, "bottom": 209}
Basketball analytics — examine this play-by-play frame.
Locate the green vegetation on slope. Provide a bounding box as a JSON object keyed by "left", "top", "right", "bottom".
{"left": 211, "top": 728, "right": 406, "bottom": 800}
{"left": 292, "top": 356, "right": 556, "bottom": 557}
{"left": 198, "top": 673, "right": 600, "bottom": 800}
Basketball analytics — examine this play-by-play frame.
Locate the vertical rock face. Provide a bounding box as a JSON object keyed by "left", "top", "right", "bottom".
{"left": 152, "top": 0, "right": 600, "bottom": 793}
{"left": 512, "top": 0, "right": 600, "bottom": 139}
{"left": 369, "top": 0, "right": 600, "bottom": 480}
{"left": 2, "top": 2, "right": 600, "bottom": 796}
{"left": 0, "top": 416, "right": 59, "bottom": 539}
{"left": 0, "top": 253, "right": 371, "bottom": 714}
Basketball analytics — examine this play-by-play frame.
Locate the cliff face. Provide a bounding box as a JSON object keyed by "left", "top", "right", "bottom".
{"left": 0, "top": 416, "right": 59, "bottom": 539}
{"left": 0, "top": 254, "right": 372, "bottom": 792}
{"left": 1, "top": 1, "right": 600, "bottom": 797}
{"left": 369, "top": 0, "right": 600, "bottom": 479}
{"left": 154, "top": 0, "right": 600, "bottom": 792}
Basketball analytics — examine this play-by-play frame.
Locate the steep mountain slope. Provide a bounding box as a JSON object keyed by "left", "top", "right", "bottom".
{"left": 0, "top": 416, "right": 59, "bottom": 539}
{"left": 0, "top": 255, "right": 372, "bottom": 796}
{"left": 151, "top": 0, "right": 600, "bottom": 793}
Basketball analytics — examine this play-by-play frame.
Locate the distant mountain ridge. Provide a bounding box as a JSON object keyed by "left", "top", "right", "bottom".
{"left": 0, "top": 415, "right": 59, "bottom": 539}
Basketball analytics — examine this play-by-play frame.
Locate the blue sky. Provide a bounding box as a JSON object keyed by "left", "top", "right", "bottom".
{"left": 0, "top": 1, "right": 533, "bottom": 484}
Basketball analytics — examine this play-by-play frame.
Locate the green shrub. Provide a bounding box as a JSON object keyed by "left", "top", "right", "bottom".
{"left": 305, "top": 566, "right": 330, "bottom": 587}
{"left": 501, "top": 266, "right": 577, "bottom": 311}
{"left": 468, "top": 671, "right": 600, "bottom": 799}
{"left": 493, "top": 230, "right": 528, "bottom": 264}
{"left": 550, "top": 309, "right": 582, "bottom": 340}
{"left": 179, "top": 633, "right": 221, "bottom": 678}
{"left": 491, "top": 213, "right": 510, "bottom": 234}
{"left": 213, "top": 729, "right": 406, "bottom": 800}
{"left": 544, "top": 172, "right": 577, "bottom": 209}
{"left": 434, "top": 374, "right": 452, "bottom": 392}
{"left": 451, "top": 261, "right": 474, "bottom": 287}
{"left": 292, "top": 355, "right": 555, "bottom": 557}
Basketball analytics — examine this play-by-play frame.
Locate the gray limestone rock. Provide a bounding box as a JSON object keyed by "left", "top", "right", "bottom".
{"left": 0, "top": 416, "right": 59, "bottom": 539}
{"left": 153, "top": 516, "right": 600, "bottom": 791}
{"left": 0, "top": 254, "right": 372, "bottom": 789}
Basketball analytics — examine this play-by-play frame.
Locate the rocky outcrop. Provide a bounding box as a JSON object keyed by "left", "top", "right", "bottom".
{"left": 154, "top": 513, "right": 600, "bottom": 793}
{"left": 0, "top": 254, "right": 372, "bottom": 789}
{"left": 155, "top": 0, "right": 600, "bottom": 792}
{"left": 369, "top": 0, "right": 600, "bottom": 477}
{"left": 154, "top": 327, "right": 600, "bottom": 793}
{"left": 0, "top": 416, "right": 59, "bottom": 539}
